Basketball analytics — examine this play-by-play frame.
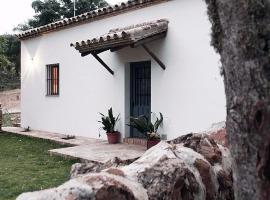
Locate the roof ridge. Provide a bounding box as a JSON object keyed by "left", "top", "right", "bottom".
{"left": 17, "top": 0, "right": 170, "bottom": 40}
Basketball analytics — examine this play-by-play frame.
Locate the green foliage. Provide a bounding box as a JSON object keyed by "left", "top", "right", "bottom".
{"left": 0, "top": 132, "right": 77, "bottom": 200}
{"left": 16, "top": 0, "right": 108, "bottom": 30}
{"left": 128, "top": 113, "right": 163, "bottom": 140}
{"left": 1, "top": 35, "right": 20, "bottom": 74}
{"left": 98, "top": 107, "right": 120, "bottom": 133}
{"left": 0, "top": 54, "right": 11, "bottom": 69}
{"left": 0, "top": 35, "right": 20, "bottom": 91}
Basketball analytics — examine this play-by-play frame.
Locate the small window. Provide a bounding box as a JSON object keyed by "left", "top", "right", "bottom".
{"left": 46, "top": 64, "right": 59, "bottom": 96}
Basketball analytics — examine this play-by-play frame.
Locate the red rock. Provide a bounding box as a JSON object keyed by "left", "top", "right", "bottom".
{"left": 208, "top": 128, "right": 228, "bottom": 147}
{"left": 194, "top": 158, "right": 217, "bottom": 200}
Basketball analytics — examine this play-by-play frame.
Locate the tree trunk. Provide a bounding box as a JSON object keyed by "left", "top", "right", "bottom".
{"left": 204, "top": 0, "right": 270, "bottom": 199}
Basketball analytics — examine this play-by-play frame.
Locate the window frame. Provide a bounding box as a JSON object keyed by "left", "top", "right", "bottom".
{"left": 46, "top": 63, "right": 60, "bottom": 97}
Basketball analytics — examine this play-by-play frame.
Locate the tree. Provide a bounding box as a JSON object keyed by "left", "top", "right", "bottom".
{"left": 0, "top": 35, "right": 20, "bottom": 91}
{"left": 2, "top": 35, "right": 20, "bottom": 75}
{"left": 0, "top": 35, "right": 14, "bottom": 71}
{"left": 0, "top": 37, "right": 10, "bottom": 69}
{"left": 16, "top": 0, "right": 108, "bottom": 30}
{"left": 204, "top": 0, "right": 270, "bottom": 199}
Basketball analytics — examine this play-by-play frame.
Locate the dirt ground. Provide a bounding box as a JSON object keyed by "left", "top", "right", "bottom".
{"left": 0, "top": 89, "right": 20, "bottom": 113}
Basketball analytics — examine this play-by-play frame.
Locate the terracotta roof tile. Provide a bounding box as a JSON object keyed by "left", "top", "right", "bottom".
{"left": 70, "top": 19, "right": 169, "bottom": 54}
{"left": 17, "top": 0, "right": 169, "bottom": 40}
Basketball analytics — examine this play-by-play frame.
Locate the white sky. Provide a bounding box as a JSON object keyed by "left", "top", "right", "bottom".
{"left": 0, "top": 0, "right": 122, "bottom": 34}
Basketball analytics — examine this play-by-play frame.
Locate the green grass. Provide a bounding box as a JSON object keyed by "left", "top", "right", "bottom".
{"left": 0, "top": 132, "right": 77, "bottom": 200}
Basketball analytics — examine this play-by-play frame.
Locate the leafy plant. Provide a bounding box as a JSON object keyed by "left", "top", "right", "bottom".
{"left": 98, "top": 108, "right": 120, "bottom": 133}
{"left": 128, "top": 113, "right": 163, "bottom": 140}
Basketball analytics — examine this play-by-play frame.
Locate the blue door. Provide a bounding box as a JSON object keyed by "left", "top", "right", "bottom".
{"left": 130, "top": 61, "right": 151, "bottom": 138}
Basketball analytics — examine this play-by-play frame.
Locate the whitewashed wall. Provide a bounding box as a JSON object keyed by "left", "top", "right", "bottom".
{"left": 21, "top": 0, "right": 226, "bottom": 140}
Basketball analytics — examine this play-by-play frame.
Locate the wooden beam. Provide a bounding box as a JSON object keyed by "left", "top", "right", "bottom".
{"left": 81, "top": 49, "right": 107, "bottom": 57}
{"left": 132, "top": 32, "right": 167, "bottom": 48}
{"left": 81, "top": 51, "right": 92, "bottom": 57}
{"left": 142, "top": 44, "right": 166, "bottom": 70}
{"left": 110, "top": 45, "right": 127, "bottom": 52}
{"left": 92, "top": 54, "right": 114, "bottom": 75}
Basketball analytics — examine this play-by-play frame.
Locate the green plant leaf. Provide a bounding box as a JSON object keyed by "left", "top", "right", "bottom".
{"left": 99, "top": 112, "right": 105, "bottom": 117}
{"left": 98, "top": 108, "right": 120, "bottom": 133}
{"left": 127, "top": 112, "right": 164, "bottom": 139}
{"left": 154, "top": 112, "right": 163, "bottom": 132}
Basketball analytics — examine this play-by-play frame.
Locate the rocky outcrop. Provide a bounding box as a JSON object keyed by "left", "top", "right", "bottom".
{"left": 169, "top": 133, "right": 233, "bottom": 200}
{"left": 17, "top": 173, "right": 148, "bottom": 200}
{"left": 17, "top": 134, "right": 233, "bottom": 200}
{"left": 205, "top": 121, "right": 227, "bottom": 147}
{"left": 70, "top": 157, "right": 138, "bottom": 179}
{"left": 208, "top": 128, "right": 227, "bottom": 147}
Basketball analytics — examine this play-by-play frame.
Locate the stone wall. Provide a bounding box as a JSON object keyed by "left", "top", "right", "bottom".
{"left": 0, "top": 89, "right": 20, "bottom": 113}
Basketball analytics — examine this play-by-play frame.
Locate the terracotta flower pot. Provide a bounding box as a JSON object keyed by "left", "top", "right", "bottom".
{"left": 147, "top": 139, "right": 161, "bottom": 149}
{"left": 106, "top": 132, "right": 120, "bottom": 144}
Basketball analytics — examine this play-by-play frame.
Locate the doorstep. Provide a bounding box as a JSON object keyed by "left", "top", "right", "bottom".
{"left": 123, "top": 138, "right": 147, "bottom": 146}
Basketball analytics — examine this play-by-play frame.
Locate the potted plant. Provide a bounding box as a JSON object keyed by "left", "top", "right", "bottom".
{"left": 128, "top": 113, "right": 163, "bottom": 149}
{"left": 98, "top": 108, "right": 120, "bottom": 144}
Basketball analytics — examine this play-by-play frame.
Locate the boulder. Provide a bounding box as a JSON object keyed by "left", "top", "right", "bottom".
{"left": 17, "top": 134, "right": 233, "bottom": 200}
{"left": 70, "top": 157, "right": 138, "bottom": 179}
{"left": 204, "top": 121, "right": 228, "bottom": 147}
{"left": 208, "top": 128, "right": 227, "bottom": 147}
{"left": 17, "top": 173, "right": 148, "bottom": 200}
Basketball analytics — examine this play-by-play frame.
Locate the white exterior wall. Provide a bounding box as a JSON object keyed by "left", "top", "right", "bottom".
{"left": 21, "top": 0, "right": 226, "bottom": 140}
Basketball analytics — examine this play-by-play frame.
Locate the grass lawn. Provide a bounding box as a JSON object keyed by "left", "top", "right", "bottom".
{"left": 0, "top": 131, "right": 77, "bottom": 200}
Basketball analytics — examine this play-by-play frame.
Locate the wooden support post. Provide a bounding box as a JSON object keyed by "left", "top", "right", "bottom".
{"left": 92, "top": 54, "right": 114, "bottom": 75}
{"left": 142, "top": 44, "right": 166, "bottom": 70}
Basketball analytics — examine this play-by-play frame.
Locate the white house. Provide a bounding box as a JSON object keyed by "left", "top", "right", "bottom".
{"left": 18, "top": 0, "right": 226, "bottom": 140}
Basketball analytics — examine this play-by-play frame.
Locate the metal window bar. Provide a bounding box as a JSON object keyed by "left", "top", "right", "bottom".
{"left": 46, "top": 64, "right": 59, "bottom": 96}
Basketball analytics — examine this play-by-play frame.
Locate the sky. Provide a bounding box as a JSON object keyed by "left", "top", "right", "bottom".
{"left": 0, "top": 0, "right": 122, "bottom": 34}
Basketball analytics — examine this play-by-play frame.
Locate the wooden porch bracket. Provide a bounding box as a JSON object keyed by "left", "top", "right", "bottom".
{"left": 132, "top": 32, "right": 167, "bottom": 48}
{"left": 142, "top": 44, "right": 166, "bottom": 70}
{"left": 81, "top": 49, "right": 106, "bottom": 57}
{"left": 81, "top": 51, "right": 92, "bottom": 57}
{"left": 92, "top": 53, "right": 114, "bottom": 75}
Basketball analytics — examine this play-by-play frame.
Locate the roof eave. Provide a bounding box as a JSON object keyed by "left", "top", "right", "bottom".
{"left": 17, "top": 0, "right": 170, "bottom": 40}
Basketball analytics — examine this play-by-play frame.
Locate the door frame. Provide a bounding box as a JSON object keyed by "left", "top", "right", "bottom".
{"left": 129, "top": 60, "right": 151, "bottom": 138}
